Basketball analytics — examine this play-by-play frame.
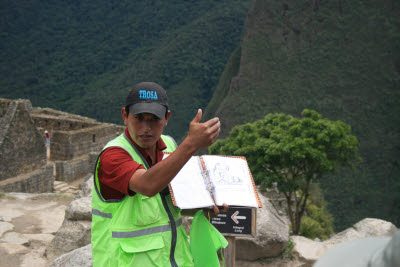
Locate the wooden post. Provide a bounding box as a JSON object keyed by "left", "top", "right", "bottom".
{"left": 224, "top": 236, "right": 236, "bottom": 267}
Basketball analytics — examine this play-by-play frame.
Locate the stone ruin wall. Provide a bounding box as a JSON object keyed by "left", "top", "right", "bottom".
{"left": 32, "top": 115, "right": 98, "bottom": 132}
{"left": 0, "top": 99, "right": 46, "bottom": 181}
{"left": 49, "top": 124, "right": 121, "bottom": 161}
{"left": 0, "top": 164, "right": 54, "bottom": 193}
{"left": 56, "top": 152, "right": 98, "bottom": 182}
{"left": 1, "top": 98, "right": 124, "bottom": 192}
{"left": 31, "top": 106, "right": 124, "bottom": 182}
{"left": 49, "top": 124, "right": 122, "bottom": 182}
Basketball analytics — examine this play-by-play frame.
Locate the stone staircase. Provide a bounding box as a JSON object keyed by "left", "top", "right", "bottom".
{"left": 53, "top": 181, "right": 80, "bottom": 195}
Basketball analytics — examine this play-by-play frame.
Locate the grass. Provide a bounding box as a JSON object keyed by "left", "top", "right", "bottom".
{"left": 281, "top": 238, "right": 295, "bottom": 260}
{"left": 29, "top": 193, "right": 74, "bottom": 201}
{"left": 0, "top": 191, "right": 17, "bottom": 200}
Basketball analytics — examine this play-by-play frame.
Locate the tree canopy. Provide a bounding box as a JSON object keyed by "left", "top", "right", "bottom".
{"left": 209, "top": 109, "right": 361, "bottom": 234}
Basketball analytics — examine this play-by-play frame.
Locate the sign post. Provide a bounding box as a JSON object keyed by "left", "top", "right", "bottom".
{"left": 224, "top": 236, "right": 236, "bottom": 267}
{"left": 211, "top": 207, "right": 257, "bottom": 267}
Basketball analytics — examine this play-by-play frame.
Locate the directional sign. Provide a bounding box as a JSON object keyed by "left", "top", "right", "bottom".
{"left": 211, "top": 207, "right": 256, "bottom": 237}
{"left": 231, "top": 211, "right": 246, "bottom": 224}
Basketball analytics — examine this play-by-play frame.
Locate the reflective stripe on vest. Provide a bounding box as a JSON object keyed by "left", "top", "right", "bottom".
{"left": 112, "top": 218, "right": 183, "bottom": 238}
{"left": 92, "top": 208, "right": 112, "bottom": 219}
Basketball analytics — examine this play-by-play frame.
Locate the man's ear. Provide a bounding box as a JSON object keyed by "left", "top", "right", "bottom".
{"left": 122, "top": 107, "right": 128, "bottom": 125}
{"left": 165, "top": 110, "right": 171, "bottom": 126}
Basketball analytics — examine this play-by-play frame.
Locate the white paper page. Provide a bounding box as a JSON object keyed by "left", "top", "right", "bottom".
{"left": 202, "top": 156, "right": 258, "bottom": 208}
{"left": 165, "top": 155, "right": 214, "bottom": 209}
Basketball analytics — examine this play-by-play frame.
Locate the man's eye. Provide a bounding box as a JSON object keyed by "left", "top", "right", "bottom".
{"left": 135, "top": 115, "right": 144, "bottom": 121}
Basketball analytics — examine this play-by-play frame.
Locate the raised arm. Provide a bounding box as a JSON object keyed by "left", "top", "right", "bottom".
{"left": 128, "top": 109, "right": 220, "bottom": 197}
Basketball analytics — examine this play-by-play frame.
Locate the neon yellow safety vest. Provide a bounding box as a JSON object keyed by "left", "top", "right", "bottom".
{"left": 91, "top": 133, "right": 194, "bottom": 266}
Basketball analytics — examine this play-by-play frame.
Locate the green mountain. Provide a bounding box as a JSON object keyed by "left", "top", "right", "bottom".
{"left": 0, "top": 0, "right": 251, "bottom": 139}
{"left": 2, "top": 0, "right": 399, "bottom": 232}
{"left": 205, "top": 0, "right": 400, "bottom": 230}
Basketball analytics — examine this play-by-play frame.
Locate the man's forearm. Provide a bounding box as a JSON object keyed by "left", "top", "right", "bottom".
{"left": 128, "top": 137, "right": 197, "bottom": 197}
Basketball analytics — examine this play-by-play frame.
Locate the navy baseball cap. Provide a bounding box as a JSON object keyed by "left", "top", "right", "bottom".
{"left": 125, "top": 82, "right": 168, "bottom": 118}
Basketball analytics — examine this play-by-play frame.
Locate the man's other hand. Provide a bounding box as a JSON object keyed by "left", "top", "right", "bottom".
{"left": 204, "top": 203, "right": 229, "bottom": 220}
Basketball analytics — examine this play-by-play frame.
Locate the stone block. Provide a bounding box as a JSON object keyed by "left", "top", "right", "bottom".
{"left": 235, "top": 193, "right": 290, "bottom": 260}
{"left": 55, "top": 157, "right": 89, "bottom": 182}
{"left": 51, "top": 244, "right": 92, "bottom": 267}
{"left": 0, "top": 164, "right": 54, "bottom": 193}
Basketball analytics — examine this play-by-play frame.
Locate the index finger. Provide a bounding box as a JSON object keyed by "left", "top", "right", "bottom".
{"left": 203, "top": 117, "right": 219, "bottom": 127}
{"left": 213, "top": 204, "right": 220, "bottom": 216}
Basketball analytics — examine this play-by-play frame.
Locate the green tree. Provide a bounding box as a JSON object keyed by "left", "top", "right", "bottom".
{"left": 209, "top": 109, "right": 361, "bottom": 234}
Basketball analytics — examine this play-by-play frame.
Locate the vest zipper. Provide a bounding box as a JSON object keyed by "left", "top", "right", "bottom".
{"left": 161, "top": 195, "right": 178, "bottom": 267}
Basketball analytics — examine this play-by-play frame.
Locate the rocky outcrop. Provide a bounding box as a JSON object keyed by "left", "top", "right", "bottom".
{"left": 325, "top": 218, "right": 398, "bottom": 245}
{"left": 50, "top": 244, "right": 92, "bottom": 267}
{"left": 65, "top": 195, "right": 91, "bottom": 221}
{"left": 45, "top": 176, "right": 93, "bottom": 262}
{"left": 50, "top": 178, "right": 291, "bottom": 265}
{"left": 182, "top": 191, "right": 290, "bottom": 262}
{"left": 48, "top": 177, "right": 398, "bottom": 267}
{"left": 45, "top": 219, "right": 92, "bottom": 262}
{"left": 291, "top": 218, "right": 398, "bottom": 266}
{"left": 74, "top": 174, "right": 94, "bottom": 200}
{"left": 235, "top": 192, "right": 290, "bottom": 260}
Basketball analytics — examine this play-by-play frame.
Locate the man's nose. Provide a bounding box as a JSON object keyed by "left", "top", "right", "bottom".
{"left": 143, "top": 120, "right": 151, "bottom": 131}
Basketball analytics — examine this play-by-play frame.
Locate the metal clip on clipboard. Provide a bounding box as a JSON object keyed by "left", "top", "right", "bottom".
{"left": 203, "top": 170, "right": 214, "bottom": 194}
{"left": 199, "top": 157, "right": 217, "bottom": 208}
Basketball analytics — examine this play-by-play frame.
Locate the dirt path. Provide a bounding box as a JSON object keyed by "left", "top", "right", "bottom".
{"left": 0, "top": 193, "right": 73, "bottom": 267}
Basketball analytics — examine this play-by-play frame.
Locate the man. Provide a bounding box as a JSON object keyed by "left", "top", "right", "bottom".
{"left": 91, "top": 82, "right": 223, "bottom": 266}
{"left": 44, "top": 130, "right": 50, "bottom": 159}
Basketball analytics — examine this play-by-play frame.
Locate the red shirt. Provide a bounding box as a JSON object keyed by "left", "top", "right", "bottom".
{"left": 98, "top": 128, "right": 167, "bottom": 200}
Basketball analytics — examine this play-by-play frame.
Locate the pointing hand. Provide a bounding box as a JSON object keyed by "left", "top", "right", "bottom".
{"left": 187, "top": 109, "right": 221, "bottom": 150}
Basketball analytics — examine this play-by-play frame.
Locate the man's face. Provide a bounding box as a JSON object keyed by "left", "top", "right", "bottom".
{"left": 122, "top": 108, "right": 170, "bottom": 151}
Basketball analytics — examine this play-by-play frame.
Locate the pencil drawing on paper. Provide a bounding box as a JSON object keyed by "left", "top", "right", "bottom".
{"left": 211, "top": 162, "right": 243, "bottom": 185}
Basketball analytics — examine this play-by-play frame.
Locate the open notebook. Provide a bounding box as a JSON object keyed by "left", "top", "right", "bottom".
{"left": 164, "top": 154, "right": 262, "bottom": 209}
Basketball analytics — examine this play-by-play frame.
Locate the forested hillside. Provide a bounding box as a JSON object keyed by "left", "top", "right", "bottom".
{"left": 206, "top": 0, "right": 400, "bottom": 230}
{"left": 0, "top": 0, "right": 251, "bottom": 139}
